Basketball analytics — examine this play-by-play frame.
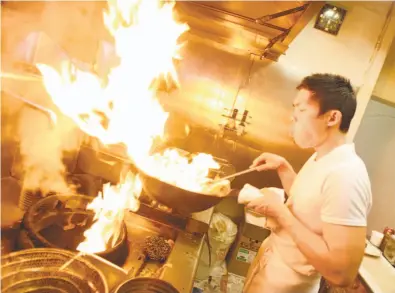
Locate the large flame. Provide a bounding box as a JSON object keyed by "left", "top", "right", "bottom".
{"left": 77, "top": 171, "right": 141, "bottom": 253}
{"left": 37, "top": 0, "right": 226, "bottom": 254}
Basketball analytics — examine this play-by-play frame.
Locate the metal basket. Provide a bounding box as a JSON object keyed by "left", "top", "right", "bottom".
{"left": 1, "top": 248, "right": 109, "bottom": 293}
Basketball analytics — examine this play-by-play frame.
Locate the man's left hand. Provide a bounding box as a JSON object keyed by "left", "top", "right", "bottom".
{"left": 246, "top": 188, "right": 291, "bottom": 226}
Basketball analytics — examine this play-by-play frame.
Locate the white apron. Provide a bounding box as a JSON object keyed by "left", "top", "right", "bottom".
{"left": 243, "top": 144, "right": 372, "bottom": 293}
{"left": 243, "top": 236, "right": 320, "bottom": 293}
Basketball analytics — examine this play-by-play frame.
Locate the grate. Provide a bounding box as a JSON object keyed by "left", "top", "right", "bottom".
{"left": 18, "top": 189, "right": 56, "bottom": 211}
{"left": 1, "top": 248, "right": 108, "bottom": 293}
{"left": 17, "top": 174, "right": 100, "bottom": 211}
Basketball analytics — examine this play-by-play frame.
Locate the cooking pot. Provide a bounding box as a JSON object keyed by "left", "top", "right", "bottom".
{"left": 115, "top": 277, "right": 179, "bottom": 293}
{"left": 22, "top": 194, "right": 128, "bottom": 266}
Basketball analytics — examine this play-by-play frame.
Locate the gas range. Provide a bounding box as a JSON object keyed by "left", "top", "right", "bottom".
{"left": 3, "top": 143, "right": 215, "bottom": 293}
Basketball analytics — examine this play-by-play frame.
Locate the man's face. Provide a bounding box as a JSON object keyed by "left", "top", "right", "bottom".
{"left": 291, "top": 89, "right": 329, "bottom": 149}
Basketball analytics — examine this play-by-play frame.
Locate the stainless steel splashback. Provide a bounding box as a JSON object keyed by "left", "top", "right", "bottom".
{"left": 1, "top": 1, "right": 313, "bottom": 190}
{"left": 156, "top": 39, "right": 313, "bottom": 185}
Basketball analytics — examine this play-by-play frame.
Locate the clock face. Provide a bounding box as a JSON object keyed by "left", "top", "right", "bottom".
{"left": 314, "top": 4, "right": 347, "bottom": 36}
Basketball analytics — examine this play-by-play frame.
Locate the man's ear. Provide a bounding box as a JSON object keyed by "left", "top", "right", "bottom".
{"left": 327, "top": 110, "right": 342, "bottom": 127}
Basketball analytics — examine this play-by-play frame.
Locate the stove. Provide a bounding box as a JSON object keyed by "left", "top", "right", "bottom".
{"left": 3, "top": 144, "right": 217, "bottom": 293}
{"left": 78, "top": 204, "right": 213, "bottom": 292}
{"left": 74, "top": 143, "right": 233, "bottom": 237}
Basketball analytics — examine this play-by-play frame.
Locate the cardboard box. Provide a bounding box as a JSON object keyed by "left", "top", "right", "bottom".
{"left": 226, "top": 216, "right": 271, "bottom": 277}
{"left": 226, "top": 273, "right": 246, "bottom": 293}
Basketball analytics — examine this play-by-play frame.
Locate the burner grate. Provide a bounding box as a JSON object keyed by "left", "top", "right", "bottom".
{"left": 18, "top": 190, "right": 55, "bottom": 211}
{"left": 18, "top": 174, "right": 101, "bottom": 211}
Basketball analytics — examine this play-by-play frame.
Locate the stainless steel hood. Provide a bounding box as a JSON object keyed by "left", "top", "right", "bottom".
{"left": 175, "top": 1, "right": 324, "bottom": 61}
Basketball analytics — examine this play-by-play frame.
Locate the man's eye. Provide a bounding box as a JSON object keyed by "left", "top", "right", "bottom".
{"left": 299, "top": 109, "right": 306, "bottom": 112}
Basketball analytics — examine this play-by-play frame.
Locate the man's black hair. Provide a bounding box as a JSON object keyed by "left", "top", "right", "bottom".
{"left": 297, "top": 73, "right": 357, "bottom": 133}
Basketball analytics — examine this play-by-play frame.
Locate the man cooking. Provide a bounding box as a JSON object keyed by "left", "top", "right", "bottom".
{"left": 243, "top": 73, "right": 372, "bottom": 293}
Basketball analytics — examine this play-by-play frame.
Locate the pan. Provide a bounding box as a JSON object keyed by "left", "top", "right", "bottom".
{"left": 137, "top": 167, "right": 240, "bottom": 215}
{"left": 137, "top": 168, "right": 225, "bottom": 215}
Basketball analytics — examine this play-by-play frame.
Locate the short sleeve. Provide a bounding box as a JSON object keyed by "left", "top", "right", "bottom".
{"left": 320, "top": 169, "right": 372, "bottom": 227}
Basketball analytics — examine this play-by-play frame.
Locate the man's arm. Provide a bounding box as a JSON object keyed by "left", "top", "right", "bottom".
{"left": 248, "top": 167, "right": 371, "bottom": 287}
{"left": 280, "top": 212, "right": 366, "bottom": 287}
{"left": 281, "top": 168, "right": 370, "bottom": 287}
{"left": 277, "top": 160, "right": 297, "bottom": 197}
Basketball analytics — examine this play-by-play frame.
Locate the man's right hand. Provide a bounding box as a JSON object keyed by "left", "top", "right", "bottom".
{"left": 250, "top": 153, "right": 287, "bottom": 172}
{"left": 250, "top": 153, "right": 296, "bottom": 196}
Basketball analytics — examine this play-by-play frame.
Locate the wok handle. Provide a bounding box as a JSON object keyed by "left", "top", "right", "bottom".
{"left": 227, "top": 189, "right": 240, "bottom": 198}
{"left": 214, "top": 167, "right": 258, "bottom": 182}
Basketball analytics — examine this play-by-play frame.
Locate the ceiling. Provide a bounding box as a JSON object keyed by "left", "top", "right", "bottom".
{"left": 175, "top": 1, "right": 324, "bottom": 61}
{"left": 196, "top": 1, "right": 307, "bottom": 30}
{"left": 1, "top": 1, "right": 324, "bottom": 63}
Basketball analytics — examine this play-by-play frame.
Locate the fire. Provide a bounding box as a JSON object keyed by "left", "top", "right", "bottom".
{"left": 37, "top": 0, "right": 188, "bottom": 157}
{"left": 144, "top": 149, "right": 220, "bottom": 193}
{"left": 37, "top": 0, "right": 224, "bottom": 253}
{"left": 77, "top": 172, "right": 141, "bottom": 253}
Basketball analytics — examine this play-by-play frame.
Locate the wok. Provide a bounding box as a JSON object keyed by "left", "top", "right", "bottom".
{"left": 137, "top": 168, "right": 237, "bottom": 215}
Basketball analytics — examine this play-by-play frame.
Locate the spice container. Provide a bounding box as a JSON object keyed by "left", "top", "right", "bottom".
{"left": 383, "top": 234, "right": 395, "bottom": 266}
{"left": 379, "top": 227, "right": 395, "bottom": 252}
{"left": 370, "top": 230, "right": 384, "bottom": 247}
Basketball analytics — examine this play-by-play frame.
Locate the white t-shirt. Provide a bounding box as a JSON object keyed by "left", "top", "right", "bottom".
{"left": 245, "top": 143, "right": 372, "bottom": 293}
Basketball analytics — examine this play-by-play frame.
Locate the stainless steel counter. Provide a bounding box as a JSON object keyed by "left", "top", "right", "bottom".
{"left": 162, "top": 208, "right": 213, "bottom": 293}
{"left": 93, "top": 208, "right": 214, "bottom": 293}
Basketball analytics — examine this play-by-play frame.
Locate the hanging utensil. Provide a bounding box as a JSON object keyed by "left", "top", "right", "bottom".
{"left": 1, "top": 71, "right": 42, "bottom": 82}
{"left": 2, "top": 89, "right": 57, "bottom": 126}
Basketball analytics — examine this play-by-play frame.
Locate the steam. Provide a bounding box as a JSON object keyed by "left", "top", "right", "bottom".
{"left": 2, "top": 78, "right": 82, "bottom": 200}
{"left": 1, "top": 3, "right": 92, "bottom": 203}
{"left": 17, "top": 106, "right": 83, "bottom": 196}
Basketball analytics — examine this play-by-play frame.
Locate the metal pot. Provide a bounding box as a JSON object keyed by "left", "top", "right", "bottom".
{"left": 22, "top": 194, "right": 128, "bottom": 266}
{"left": 115, "top": 277, "right": 179, "bottom": 293}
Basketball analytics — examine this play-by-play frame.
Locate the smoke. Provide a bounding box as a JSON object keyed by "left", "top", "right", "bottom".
{"left": 2, "top": 72, "right": 83, "bottom": 198}
{"left": 17, "top": 105, "right": 83, "bottom": 196}
{"left": 1, "top": 2, "right": 92, "bottom": 197}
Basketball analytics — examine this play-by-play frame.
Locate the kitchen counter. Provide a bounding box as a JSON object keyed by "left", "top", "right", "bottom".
{"left": 359, "top": 253, "right": 395, "bottom": 293}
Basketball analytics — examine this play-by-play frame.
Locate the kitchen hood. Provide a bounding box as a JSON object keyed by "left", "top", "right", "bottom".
{"left": 175, "top": 1, "right": 324, "bottom": 61}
